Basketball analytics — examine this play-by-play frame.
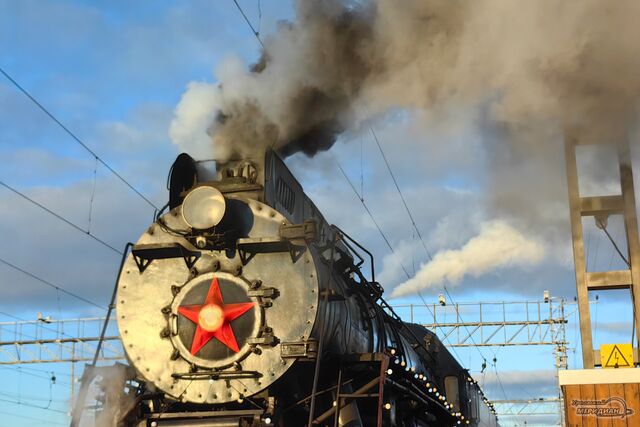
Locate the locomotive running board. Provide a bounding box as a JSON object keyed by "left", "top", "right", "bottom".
{"left": 143, "top": 409, "right": 263, "bottom": 426}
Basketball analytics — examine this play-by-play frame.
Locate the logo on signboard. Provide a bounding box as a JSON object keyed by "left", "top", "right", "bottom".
{"left": 571, "top": 397, "right": 634, "bottom": 419}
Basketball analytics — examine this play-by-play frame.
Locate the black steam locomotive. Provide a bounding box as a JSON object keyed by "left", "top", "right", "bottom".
{"left": 76, "top": 150, "right": 499, "bottom": 427}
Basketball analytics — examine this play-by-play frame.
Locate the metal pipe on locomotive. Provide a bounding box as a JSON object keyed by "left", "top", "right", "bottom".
{"left": 71, "top": 150, "right": 498, "bottom": 427}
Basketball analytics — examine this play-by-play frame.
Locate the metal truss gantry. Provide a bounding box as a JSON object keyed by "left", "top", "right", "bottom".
{"left": 3, "top": 300, "right": 567, "bottom": 363}
{"left": 1, "top": 300, "right": 567, "bottom": 425}
{"left": 0, "top": 316, "right": 124, "bottom": 404}
{"left": 393, "top": 298, "right": 567, "bottom": 360}
{"left": 393, "top": 297, "right": 568, "bottom": 426}
{"left": 494, "top": 398, "right": 562, "bottom": 419}
{"left": 0, "top": 317, "right": 123, "bottom": 365}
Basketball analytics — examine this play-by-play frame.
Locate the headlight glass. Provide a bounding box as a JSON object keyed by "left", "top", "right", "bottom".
{"left": 181, "top": 186, "right": 226, "bottom": 229}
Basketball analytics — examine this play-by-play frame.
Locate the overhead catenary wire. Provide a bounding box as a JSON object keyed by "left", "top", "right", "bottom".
{"left": 371, "top": 128, "right": 433, "bottom": 260}
{"left": 87, "top": 156, "right": 99, "bottom": 234}
{"left": 0, "top": 365, "right": 72, "bottom": 379}
{"left": 0, "top": 256, "right": 106, "bottom": 310}
{"left": 0, "top": 390, "right": 67, "bottom": 403}
{"left": 413, "top": 288, "right": 464, "bottom": 363}
{"left": 370, "top": 127, "right": 490, "bottom": 363}
{"left": 0, "top": 409, "right": 66, "bottom": 425}
{"left": 257, "top": 0, "right": 262, "bottom": 36}
{"left": 493, "top": 365, "right": 515, "bottom": 416}
{"left": 0, "top": 67, "right": 159, "bottom": 212}
{"left": 231, "top": 0, "right": 265, "bottom": 48}
{"left": 332, "top": 155, "right": 412, "bottom": 279}
{"left": 0, "top": 366, "right": 71, "bottom": 386}
{"left": 441, "top": 285, "right": 490, "bottom": 359}
{"left": 0, "top": 179, "right": 122, "bottom": 255}
{"left": 594, "top": 217, "right": 637, "bottom": 344}
{"left": 596, "top": 217, "right": 630, "bottom": 267}
{"left": 0, "top": 397, "right": 67, "bottom": 414}
{"left": 332, "top": 153, "right": 466, "bottom": 363}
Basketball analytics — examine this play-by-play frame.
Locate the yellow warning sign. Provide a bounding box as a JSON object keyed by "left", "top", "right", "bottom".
{"left": 601, "top": 343, "right": 634, "bottom": 368}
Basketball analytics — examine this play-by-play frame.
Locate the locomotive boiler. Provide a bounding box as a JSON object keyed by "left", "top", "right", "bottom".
{"left": 75, "top": 150, "right": 499, "bottom": 427}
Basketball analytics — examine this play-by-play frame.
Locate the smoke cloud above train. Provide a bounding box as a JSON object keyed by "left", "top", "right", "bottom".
{"left": 169, "top": 0, "right": 640, "bottom": 295}
{"left": 170, "top": 0, "right": 640, "bottom": 160}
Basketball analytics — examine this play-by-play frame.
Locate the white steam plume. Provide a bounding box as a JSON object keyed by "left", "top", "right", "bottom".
{"left": 169, "top": 81, "right": 220, "bottom": 159}
{"left": 390, "top": 221, "right": 545, "bottom": 298}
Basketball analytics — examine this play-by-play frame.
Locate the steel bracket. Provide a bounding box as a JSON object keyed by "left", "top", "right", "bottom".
{"left": 279, "top": 219, "right": 317, "bottom": 242}
{"left": 247, "top": 287, "right": 279, "bottom": 299}
{"left": 280, "top": 339, "right": 318, "bottom": 359}
{"left": 318, "top": 288, "right": 346, "bottom": 302}
{"left": 132, "top": 243, "right": 200, "bottom": 273}
{"left": 247, "top": 334, "right": 278, "bottom": 347}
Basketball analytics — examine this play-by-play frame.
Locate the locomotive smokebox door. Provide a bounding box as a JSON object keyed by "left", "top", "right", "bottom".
{"left": 117, "top": 191, "right": 319, "bottom": 405}
{"left": 169, "top": 272, "right": 263, "bottom": 369}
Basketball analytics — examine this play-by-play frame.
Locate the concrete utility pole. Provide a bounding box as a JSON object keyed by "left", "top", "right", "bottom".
{"left": 564, "top": 131, "right": 640, "bottom": 368}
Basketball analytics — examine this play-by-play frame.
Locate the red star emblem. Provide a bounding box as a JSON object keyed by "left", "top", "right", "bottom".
{"left": 178, "top": 277, "right": 255, "bottom": 355}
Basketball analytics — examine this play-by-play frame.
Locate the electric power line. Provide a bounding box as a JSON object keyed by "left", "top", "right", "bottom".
{"left": 493, "top": 366, "right": 515, "bottom": 416}
{"left": 0, "top": 366, "right": 71, "bottom": 386}
{"left": 0, "top": 409, "right": 66, "bottom": 425}
{"left": 0, "top": 365, "right": 72, "bottom": 380}
{"left": 0, "top": 67, "right": 159, "bottom": 212}
{"left": 370, "top": 128, "right": 490, "bottom": 363}
{"left": 371, "top": 128, "right": 433, "bottom": 260}
{"left": 0, "top": 397, "right": 67, "bottom": 414}
{"left": 332, "top": 155, "right": 412, "bottom": 279}
{"left": 231, "top": 0, "right": 265, "bottom": 48}
{"left": 0, "top": 256, "right": 106, "bottom": 310}
{"left": 596, "top": 217, "right": 630, "bottom": 267}
{"left": 0, "top": 390, "right": 66, "bottom": 404}
{"left": 0, "top": 179, "right": 122, "bottom": 255}
{"left": 332, "top": 154, "right": 466, "bottom": 363}
{"left": 413, "top": 289, "right": 464, "bottom": 363}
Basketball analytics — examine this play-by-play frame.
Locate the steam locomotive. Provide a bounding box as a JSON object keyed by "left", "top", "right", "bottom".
{"left": 83, "top": 150, "right": 499, "bottom": 426}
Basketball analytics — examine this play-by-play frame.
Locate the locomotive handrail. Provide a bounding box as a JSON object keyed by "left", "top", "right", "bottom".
{"left": 331, "top": 225, "right": 375, "bottom": 283}
{"left": 171, "top": 370, "right": 263, "bottom": 380}
{"left": 329, "top": 226, "right": 434, "bottom": 360}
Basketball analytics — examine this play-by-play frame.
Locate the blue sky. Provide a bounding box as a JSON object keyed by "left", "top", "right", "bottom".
{"left": 1, "top": 1, "right": 637, "bottom": 426}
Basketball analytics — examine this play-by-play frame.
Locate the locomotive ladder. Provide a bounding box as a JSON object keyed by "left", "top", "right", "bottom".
{"left": 564, "top": 129, "right": 640, "bottom": 368}
{"left": 311, "top": 353, "right": 390, "bottom": 427}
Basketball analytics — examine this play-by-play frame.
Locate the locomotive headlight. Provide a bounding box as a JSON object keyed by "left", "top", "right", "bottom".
{"left": 182, "top": 186, "right": 226, "bottom": 230}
